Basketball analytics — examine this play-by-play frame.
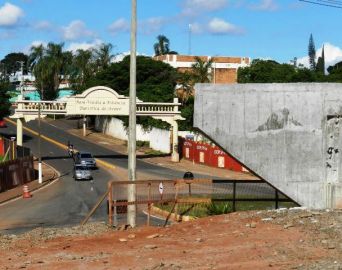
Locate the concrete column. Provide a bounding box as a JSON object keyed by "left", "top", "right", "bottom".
{"left": 171, "top": 119, "right": 179, "bottom": 162}
{"left": 16, "top": 118, "right": 23, "bottom": 146}
{"left": 83, "top": 116, "right": 86, "bottom": 137}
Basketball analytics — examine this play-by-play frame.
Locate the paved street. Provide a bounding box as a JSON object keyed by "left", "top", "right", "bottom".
{"left": 0, "top": 118, "right": 211, "bottom": 234}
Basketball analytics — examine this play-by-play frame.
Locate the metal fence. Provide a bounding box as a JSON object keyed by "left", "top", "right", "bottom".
{"left": 107, "top": 179, "right": 297, "bottom": 227}
{"left": 0, "top": 156, "right": 35, "bottom": 193}
{"left": 1, "top": 136, "right": 31, "bottom": 161}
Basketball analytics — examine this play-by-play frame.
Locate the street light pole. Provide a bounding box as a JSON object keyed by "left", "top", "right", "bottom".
{"left": 17, "top": 61, "right": 24, "bottom": 98}
{"left": 38, "top": 103, "right": 42, "bottom": 184}
{"left": 127, "top": 0, "right": 137, "bottom": 227}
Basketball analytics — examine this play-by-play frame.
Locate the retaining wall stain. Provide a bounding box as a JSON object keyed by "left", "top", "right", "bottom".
{"left": 326, "top": 116, "right": 341, "bottom": 182}
{"left": 256, "top": 108, "right": 302, "bottom": 132}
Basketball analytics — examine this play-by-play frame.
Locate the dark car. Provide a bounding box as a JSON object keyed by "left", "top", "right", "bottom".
{"left": 75, "top": 151, "right": 97, "bottom": 168}
{"left": 73, "top": 164, "right": 92, "bottom": 180}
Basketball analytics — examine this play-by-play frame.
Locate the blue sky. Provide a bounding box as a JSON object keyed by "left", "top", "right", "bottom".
{"left": 0, "top": 0, "right": 342, "bottom": 67}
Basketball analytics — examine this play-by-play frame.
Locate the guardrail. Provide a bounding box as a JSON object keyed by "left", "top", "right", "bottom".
{"left": 106, "top": 179, "right": 297, "bottom": 227}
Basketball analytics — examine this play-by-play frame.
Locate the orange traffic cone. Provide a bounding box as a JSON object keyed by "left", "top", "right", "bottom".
{"left": 23, "top": 185, "right": 32, "bottom": 198}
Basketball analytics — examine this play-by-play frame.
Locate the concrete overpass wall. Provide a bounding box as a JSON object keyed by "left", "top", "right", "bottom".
{"left": 194, "top": 83, "right": 342, "bottom": 209}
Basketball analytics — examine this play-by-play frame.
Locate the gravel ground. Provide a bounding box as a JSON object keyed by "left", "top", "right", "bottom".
{"left": 1, "top": 209, "right": 342, "bottom": 269}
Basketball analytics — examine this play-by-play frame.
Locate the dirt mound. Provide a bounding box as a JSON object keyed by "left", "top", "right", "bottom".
{"left": 1, "top": 209, "right": 341, "bottom": 269}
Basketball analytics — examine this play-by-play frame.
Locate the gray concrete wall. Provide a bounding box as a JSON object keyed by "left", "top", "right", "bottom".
{"left": 194, "top": 83, "right": 342, "bottom": 209}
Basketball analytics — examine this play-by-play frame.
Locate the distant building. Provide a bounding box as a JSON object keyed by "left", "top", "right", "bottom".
{"left": 9, "top": 72, "right": 70, "bottom": 93}
{"left": 154, "top": 54, "right": 250, "bottom": 83}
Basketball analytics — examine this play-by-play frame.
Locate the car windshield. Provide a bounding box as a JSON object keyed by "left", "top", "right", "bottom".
{"left": 80, "top": 153, "right": 93, "bottom": 158}
{"left": 75, "top": 166, "right": 90, "bottom": 170}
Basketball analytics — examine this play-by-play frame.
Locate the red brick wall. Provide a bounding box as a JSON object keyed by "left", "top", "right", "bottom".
{"left": 180, "top": 139, "right": 245, "bottom": 172}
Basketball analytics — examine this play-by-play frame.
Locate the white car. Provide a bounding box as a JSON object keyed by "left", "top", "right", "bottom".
{"left": 73, "top": 164, "right": 92, "bottom": 180}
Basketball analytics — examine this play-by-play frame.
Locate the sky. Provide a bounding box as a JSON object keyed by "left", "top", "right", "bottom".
{"left": 0, "top": 0, "right": 342, "bottom": 68}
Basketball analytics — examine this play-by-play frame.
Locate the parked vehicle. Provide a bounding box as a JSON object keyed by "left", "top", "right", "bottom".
{"left": 73, "top": 164, "right": 92, "bottom": 180}
{"left": 75, "top": 151, "right": 97, "bottom": 168}
{"left": 0, "top": 120, "right": 6, "bottom": 128}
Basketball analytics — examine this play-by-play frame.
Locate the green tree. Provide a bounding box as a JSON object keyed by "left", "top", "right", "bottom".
{"left": 191, "top": 56, "right": 213, "bottom": 83}
{"left": 0, "top": 80, "right": 11, "bottom": 120}
{"left": 69, "top": 49, "right": 95, "bottom": 93}
{"left": 176, "top": 71, "right": 194, "bottom": 104}
{"left": 153, "top": 35, "right": 170, "bottom": 56}
{"left": 326, "top": 61, "right": 342, "bottom": 82}
{"left": 237, "top": 59, "right": 321, "bottom": 83}
{"left": 84, "top": 55, "right": 181, "bottom": 130}
{"left": 94, "top": 43, "right": 114, "bottom": 70}
{"left": 308, "top": 34, "right": 316, "bottom": 71}
{"left": 316, "top": 45, "right": 325, "bottom": 75}
{"left": 0, "top": 52, "right": 28, "bottom": 76}
{"left": 29, "top": 42, "right": 70, "bottom": 100}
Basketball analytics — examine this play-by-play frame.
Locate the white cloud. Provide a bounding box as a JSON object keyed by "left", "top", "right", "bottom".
{"left": 249, "top": 0, "right": 278, "bottom": 11}
{"left": 0, "top": 3, "right": 24, "bottom": 27}
{"left": 108, "top": 18, "right": 129, "bottom": 35}
{"left": 189, "top": 23, "right": 202, "bottom": 34}
{"left": 139, "top": 17, "right": 166, "bottom": 34}
{"left": 66, "top": 39, "right": 103, "bottom": 52}
{"left": 296, "top": 43, "right": 342, "bottom": 71}
{"left": 182, "top": 0, "right": 228, "bottom": 16}
{"left": 190, "top": 18, "right": 244, "bottom": 35}
{"left": 62, "top": 20, "right": 96, "bottom": 41}
{"left": 207, "top": 18, "right": 244, "bottom": 35}
{"left": 34, "top": 20, "right": 53, "bottom": 31}
{"left": 112, "top": 51, "right": 149, "bottom": 63}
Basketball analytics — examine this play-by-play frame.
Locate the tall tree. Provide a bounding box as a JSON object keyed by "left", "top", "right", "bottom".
{"left": 153, "top": 35, "right": 170, "bottom": 56}
{"left": 316, "top": 45, "right": 325, "bottom": 75}
{"left": 69, "top": 49, "right": 95, "bottom": 92}
{"left": 191, "top": 57, "right": 213, "bottom": 83}
{"left": 237, "top": 59, "right": 318, "bottom": 83}
{"left": 29, "top": 42, "right": 70, "bottom": 100}
{"left": 176, "top": 71, "right": 194, "bottom": 105}
{"left": 94, "top": 43, "right": 114, "bottom": 70}
{"left": 0, "top": 79, "right": 11, "bottom": 120}
{"left": 0, "top": 52, "right": 28, "bottom": 76}
{"left": 308, "top": 34, "right": 316, "bottom": 71}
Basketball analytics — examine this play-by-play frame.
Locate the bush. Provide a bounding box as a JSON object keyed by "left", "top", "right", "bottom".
{"left": 206, "top": 202, "right": 233, "bottom": 215}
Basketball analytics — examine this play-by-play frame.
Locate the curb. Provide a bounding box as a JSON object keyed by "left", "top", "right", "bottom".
{"left": 0, "top": 161, "right": 60, "bottom": 206}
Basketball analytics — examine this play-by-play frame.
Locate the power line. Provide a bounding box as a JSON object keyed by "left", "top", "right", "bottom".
{"left": 299, "top": 0, "right": 342, "bottom": 8}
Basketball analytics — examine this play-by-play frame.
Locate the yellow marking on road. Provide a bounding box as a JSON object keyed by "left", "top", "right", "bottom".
{"left": 5, "top": 118, "right": 116, "bottom": 171}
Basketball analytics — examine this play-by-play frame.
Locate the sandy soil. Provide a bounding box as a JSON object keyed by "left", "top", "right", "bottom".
{"left": 1, "top": 208, "right": 341, "bottom": 270}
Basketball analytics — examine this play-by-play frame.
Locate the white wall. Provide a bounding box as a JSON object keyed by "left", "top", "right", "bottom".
{"left": 95, "top": 116, "right": 171, "bottom": 153}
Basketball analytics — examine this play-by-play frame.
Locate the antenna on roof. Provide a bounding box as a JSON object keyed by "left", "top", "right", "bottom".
{"left": 188, "top": 24, "right": 192, "bottom": 55}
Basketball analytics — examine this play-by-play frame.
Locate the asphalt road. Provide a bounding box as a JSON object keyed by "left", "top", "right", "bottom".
{"left": 0, "top": 118, "right": 208, "bottom": 234}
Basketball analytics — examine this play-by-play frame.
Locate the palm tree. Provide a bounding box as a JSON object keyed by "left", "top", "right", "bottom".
{"left": 29, "top": 44, "right": 46, "bottom": 98}
{"left": 70, "top": 49, "right": 95, "bottom": 92}
{"left": 191, "top": 57, "right": 213, "bottom": 83}
{"left": 176, "top": 71, "right": 194, "bottom": 104}
{"left": 29, "top": 42, "right": 69, "bottom": 100}
{"left": 28, "top": 44, "right": 44, "bottom": 69}
{"left": 94, "top": 43, "right": 114, "bottom": 70}
{"left": 153, "top": 35, "right": 170, "bottom": 56}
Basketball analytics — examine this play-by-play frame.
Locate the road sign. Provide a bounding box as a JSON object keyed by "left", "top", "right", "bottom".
{"left": 158, "top": 182, "right": 164, "bottom": 195}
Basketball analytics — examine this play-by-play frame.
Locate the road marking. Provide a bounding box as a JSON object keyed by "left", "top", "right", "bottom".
{"left": 5, "top": 118, "right": 116, "bottom": 171}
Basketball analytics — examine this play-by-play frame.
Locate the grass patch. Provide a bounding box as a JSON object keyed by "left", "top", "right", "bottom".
{"left": 0, "top": 155, "right": 9, "bottom": 162}
{"left": 136, "top": 141, "right": 149, "bottom": 148}
{"left": 144, "top": 149, "right": 164, "bottom": 156}
{"left": 154, "top": 196, "right": 297, "bottom": 219}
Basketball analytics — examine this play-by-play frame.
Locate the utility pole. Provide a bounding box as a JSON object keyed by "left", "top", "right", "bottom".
{"left": 17, "top": 61, "right": 24, "bottom": 98}
{"left": 38, "top": 103, "right": 42, "bottom": 184}
{"left": 127, "top": 0, "right": 137, "bottom": 227}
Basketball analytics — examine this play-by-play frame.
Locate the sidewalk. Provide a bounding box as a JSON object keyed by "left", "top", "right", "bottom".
{"left": 0, "top": 160, "right": 59, "bottom": 205}
{"left": 66, "top": 124, "right": 259, "bottom": 180}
